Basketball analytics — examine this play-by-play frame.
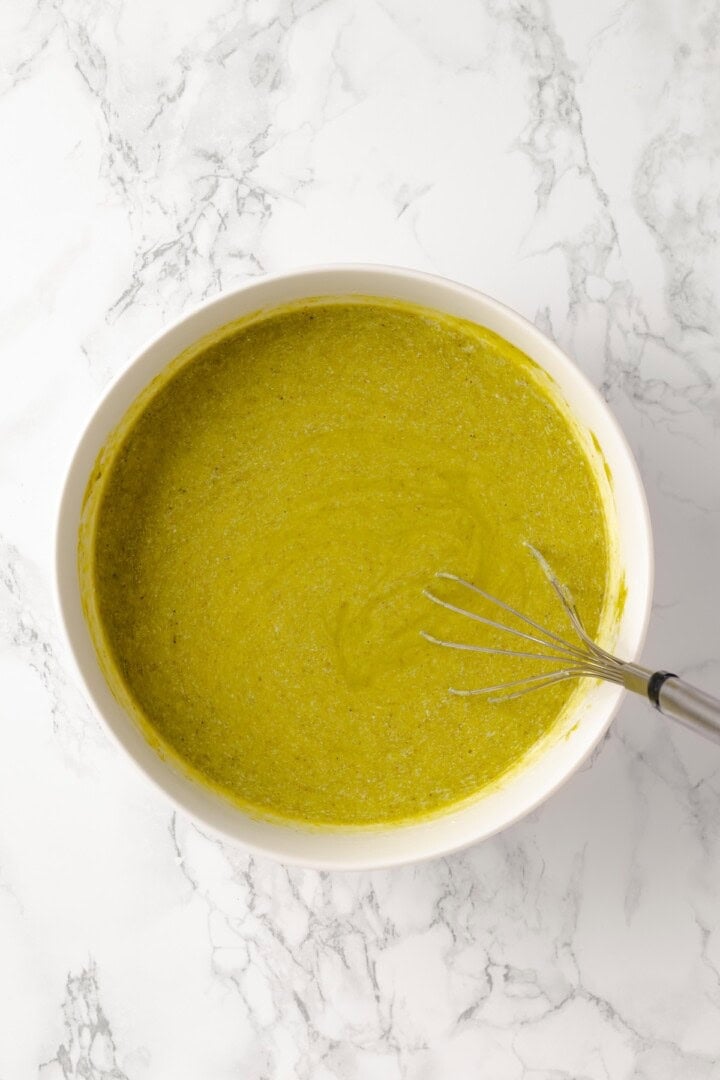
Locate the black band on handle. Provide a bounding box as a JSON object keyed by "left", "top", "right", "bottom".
{"left": 647, "top": 670, "right": 677, "bottom": 709}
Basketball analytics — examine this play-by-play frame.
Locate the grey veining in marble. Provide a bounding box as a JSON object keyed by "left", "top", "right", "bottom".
{"left": 1, "top": 0, "right": 720, "bottom": 1076}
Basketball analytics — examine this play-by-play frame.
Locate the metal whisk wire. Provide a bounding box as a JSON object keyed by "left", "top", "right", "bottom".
{"left": 420, "top": 545, "right": 720, "bottom": 742}
{"left": 421, "top": 545, "right": 631, "bottom": 702}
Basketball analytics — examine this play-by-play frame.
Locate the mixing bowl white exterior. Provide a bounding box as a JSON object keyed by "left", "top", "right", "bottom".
{"left": 55, "top": 265, "right": 653, "bottom": 869}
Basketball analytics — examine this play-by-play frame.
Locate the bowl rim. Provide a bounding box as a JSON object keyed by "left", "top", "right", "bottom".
{"left": 54, "top": 262, "right": 654, "bottom": 869}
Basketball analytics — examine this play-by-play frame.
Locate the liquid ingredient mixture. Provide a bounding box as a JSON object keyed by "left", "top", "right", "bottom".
{"left": 80, "top": 298, "right": 611, "bottom": 826}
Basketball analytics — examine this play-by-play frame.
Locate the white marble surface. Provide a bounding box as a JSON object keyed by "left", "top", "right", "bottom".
{"left": 2, "top": 0, "right": 720, "bottom": 1075}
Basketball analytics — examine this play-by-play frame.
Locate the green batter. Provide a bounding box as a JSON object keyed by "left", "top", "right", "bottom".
{"left": 79, "top": 296, "right": 613, "bottom": 827}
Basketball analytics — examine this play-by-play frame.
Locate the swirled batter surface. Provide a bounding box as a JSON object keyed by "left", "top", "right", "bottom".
{"left": 80, "top": 298, "right": 611, "bottom": 826}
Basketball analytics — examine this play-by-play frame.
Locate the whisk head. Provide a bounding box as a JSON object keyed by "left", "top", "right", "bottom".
{"left": 421, "top": 544, "right": 628, "bottom": 702}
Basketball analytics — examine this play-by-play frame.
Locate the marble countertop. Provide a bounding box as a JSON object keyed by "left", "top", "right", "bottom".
{"left": 2, "top": 0, "right": 720, "bottom": 1076}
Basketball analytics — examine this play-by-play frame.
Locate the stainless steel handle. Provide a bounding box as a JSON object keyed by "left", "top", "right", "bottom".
{"left": 652, "top": 674, "right": 720, "bottom": 744}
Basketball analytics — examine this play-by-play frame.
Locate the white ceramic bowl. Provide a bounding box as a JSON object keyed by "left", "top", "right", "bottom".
{"left": 55, "top": 265, "right": 653, "bottom": 869}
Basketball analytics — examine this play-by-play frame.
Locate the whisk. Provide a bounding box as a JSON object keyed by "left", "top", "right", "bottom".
{"left": 421, "top": 545, "right": 720, "bottom": 744}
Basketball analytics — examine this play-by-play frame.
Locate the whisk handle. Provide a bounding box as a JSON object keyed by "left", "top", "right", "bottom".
{"left": 650, "top": 673, "right": 720, "bottom": 744}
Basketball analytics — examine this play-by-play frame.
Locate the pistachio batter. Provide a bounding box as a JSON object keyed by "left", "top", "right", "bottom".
{"left": 80, "top": 297, "right": 612, "bottom": 827}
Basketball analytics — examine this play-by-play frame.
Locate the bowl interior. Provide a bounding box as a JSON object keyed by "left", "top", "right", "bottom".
{"left": 55, "top": 266, "right": 653, "bottom": 869}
